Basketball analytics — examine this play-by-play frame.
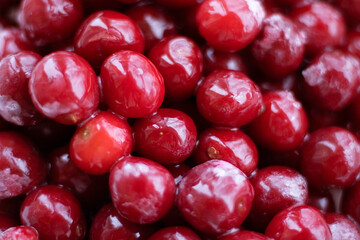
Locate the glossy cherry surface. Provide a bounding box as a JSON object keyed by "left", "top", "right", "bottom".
{"left": 70, "top": 111, "right": 133, "bottom": 174}
{"left": 0, "top": 226, "right": 38, "bottom": 240}
{"left": 100, "top": 50, "right": 164, "bottom": 118}
{"left": 324, "top": 213, "right": 360, "bottom": 240}
{"left": 89, "top": 204, "right": 153, "bottom": 240}
{"left": 196, "top": 0, "right": 265, "bottom": 52}
{"left": 343, "top": 181, "right": 360, "bottom": 223}
{"left": 109, "top": 156, "right": 175, "bottom": 224}
{"left": 148, "top": 226, "right": 201, "bottom": 240}
{"left": 18, "top": 0, "right": 83, "bottom": 46}
{"left": 0, "top": 29, "right": 33, "bottom": 60}
{"left": 345, "top": 31, "right": 360, "bottom": 59}
{"left": 248, "top": 90, "right": 308, "bottom": 152}
{"left": 74, "top": 10, "right": 145, "bottom": 70}
{"left": 0, "top": 132, "right": 46, "bottom": 200}
{"left": 177, "top": 160, "right": 254, "bottom": 234}
{"left": 219, "top": 230, "right": 272, "bottom": 240}
{"left": 193, "top": 127, "right": 258, "bottom": 176}
{"left": 149, "top": 36, "right": 203, "bottom": 101}
{"left": 196, "top": 70, "right": 262, "bottom": 127}
{"left": 301, "top": 127, "right": 360, "bottom": 188}
{"left": 265, "top": 205, "right": 332, "bottom": 240}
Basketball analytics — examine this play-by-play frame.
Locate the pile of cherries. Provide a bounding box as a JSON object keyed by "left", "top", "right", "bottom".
{"left": 1, "top": 0, "right": 360, "bottom": 239}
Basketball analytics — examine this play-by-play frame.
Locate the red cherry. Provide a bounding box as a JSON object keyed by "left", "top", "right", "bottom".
{"left": 334, "top": 0, "right": 360, "bottom": 25}
{"left": 343, "top": 181, "right": 360, "bottom": 224}
{"left": 219, "top": 230, "right": 272, "bottom": 240}
{"left": 0, "top": 226, "right": 38, "bottom": 240}
{"left": 0, "top": 28, "right": 33, "bottom": 60}
{"left": 0, "top": 214, "right": 17, "bottom": 234}
{"left": 307, "top": 189, "right": 335, "bottom": 213}
{"left": 324, "top": 213, "right": 360, "bottom": 240}
{"left": 345, "top": 31, "right": 360, "bottom": 59}
{"left": 148, "top": 226, "right": 201, "bottom": 240}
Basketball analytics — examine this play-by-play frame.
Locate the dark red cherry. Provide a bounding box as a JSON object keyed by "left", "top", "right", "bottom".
{"left": 89, "top": 204, "right": 154, "bottom": 240}
{"left": 109, "top": 156, "right": 176, "bottom": 224}
{"left": 307, "top": 189, "right": 335, "bottom": 213}
{"left": 265, "top": 205, "right": 332, "bottom": 240}
{"left": 133, "top": 108, "right": 197, "bottom": 165}
{"left": 345, "top": 31, "right": 360, "bottom": 59}
{"left": 0, "top": 132, "right": 46, "bottom": 200}
{"left": 0, "top": 226, "right": 38, "bottom": 240}
{"left": 324, "top": 213, "right": 360, "bottom": 240}
{"left": 193, "top": 127, "right": 258, "bottom": 176}
{"left": 148, "top": 226, "right": 201, "bottom": 240}
{"left": 301, "top": 127, "right": 360, "bottom": 188}
{"left": 148, "top": 36, "right": 203, "bottom": 101}
{"left": 154, "top": 0, "right": 198, "bottom": 9}
{"left": 29, "top": 51, "right": 99, "bottom": 125}
{"left": 0, "top": 214, "right": 17, "bottom": 234}
{"left": 196, "top": 70, "right": 263, "bottom": 127}
{"left": 177, "top": 160, "right": 254, "bottom": 234}
{"left": 196, "top": 0, "right": 265, "bottom": 52}
{"left": 219, "top": 230, "right": 272, "bottom": 240}
{"left": 343, "top": 181, "right": 360, "bottom": 223}
{"left": 20, "top": 185, "right": 86, "bottom": 240}
{"left": 74, "top": 10, "right": 145, "bottom": 70}
{"left": 100, "top": 50, "right": 164, "bottom": 118}
{"left": 18, "top": 0, "right": 83, "bottom": 46}
{"left": 334, "top": 0, "right": 360, "bottom": 25}
{"left": 0, "top": 28, "right": 33, "bottom": 60}
{"left": 0, "top": 51, "right": 42, "bottom": 126}
{"left": 166, "top": 163, "right": 191, "bottom": 185}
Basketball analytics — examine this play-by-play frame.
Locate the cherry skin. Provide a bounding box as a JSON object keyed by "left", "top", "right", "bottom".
{"left": 219, "top": 230, "right": 272, "bottom": 240}
{"left": 196, "top": 0, "right": 265, "bottom": 52}
{"left": 302, "top": 50, "right": 360, "bottom": 111}
{"left": 148, "top": 226, "right": 201, "bottom": 240}
{"left": 0, "top": 214, "right": 17, "bottom": 234}
{"left": 0, "top": 226, "right": 38, "bottom": 240}
{"left": 109, "top": 156, "right": 176, "bottom": 224}
{"left": 0, "top": 132, "right": 46, "bottom": 200}
{"left": 177, "top": 160, "right": 254, "bottom": 234}
{"left": 0, "top": 28, "right": 33, "bottom": 60}
{"left": 246, "top": 166, "right": 309, "bottom": 232}
{"left": 133, "top": 108, "right": 197, "bottom": 165}
{"left": 0, "top": 51, "right": 42, "bottom": 126}
{"left": 265, "top": 205, "right": 332, "bottom": 240}
{"left": 154, "top": 0, "right": 198, "bottom": 9}
{"left": 100, "top": 50, "right": 164, "bottom": 118}
{"left": 89, "top": 204, "right": 154, "bottom": 240}
{"left": 247, "top": 90, "right": 308, "bottom": 152}
{"left": 307, "top": 189, "right": 335, "bottom": 213}
{"left": 345, "top": 31, "right": 360, "bottom": 59}
{"left": 334, "top": 0, "right": 360, "bottom": 25}
{"left": 196, "top": 70, "right": 263, "bottom": 127}
{"left": 301, "top": 127, "right": 360, "bottom": 189}
{"left": 29, "top": 51, "right": 99, "bottom": 125}
{"left": 324, "top": 213, "right": 360, "bottom": 240}
{"left": 74, "top": 10, "right": 145, "bottom": 70}
{"left": 148, "top": 36, "right": 203, "bottom": 101}
{"left": 18, "top": 0, "right": 83, "bottom": 47}
{"left": 20, "top": 185, "right": 86, "bottom": 240}
{"left": 343, "top": 181, "right": 360, "bottom": 224}
{"left": 193, "top": 127, "right": 258, "bottom": 176}
{"left": 70, "top": 111, "right": 133, "bottom": 175}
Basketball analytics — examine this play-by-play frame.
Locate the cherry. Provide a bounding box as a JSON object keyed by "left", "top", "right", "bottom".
{"left": 196, "top": 70, "right": 263, "bottom": 127}
{"left": 0, "top": 226, "right": 38, "bottom": 240}
{"left": 324, "top": 213, "right": 360, "bottom": 240}
{"left": 148, "top": 226, "right": 201, "bottom": 240}
{"left": 219, "top": 230, "right": 272, "bottom": 240}
{"left": 177, "top": 160, "right": 254, "bottom": 234}
{"left": 0, "top": 132, "right": 46, "bottom": 200}
{"left": 18, "top": 0, "right": 83, "bottom": 47}
{"left": 301, "top": 127, "right": 360, "bottom": 188}
{"left": 196, "top": 0, "right": 265, "bottom": 52}
{"left": 100, "top": 50, "right": 164, "bottom": 118}
{"left": 154, "top": 0, "right": 198, "bottom": 9}
{"left": 345, "top": 31, "right": 360, "bottom": 59}
{"left": 334, "top": 0, "right": 360, "bottom": 26}
{"left": 89, "top": 204, "right": 154, "bottom": 240}
{"left": 166, "top": 163, "right": 191, "bottom": 185}
{"left": 0, "top": 28, "right": 33, "bottom": 60}
{"left": 148, "top": 35, "right": 203, "bottom": 101}
{"left": 0, "top": 214, "right": 17, "bottom": 234}
{"left": 343, "top": 180, "right": 360, "bottom": 223}
{"left": 109, "top": 156, "right": 176, "bottom": 224}
{"left": 74, "top": 10, "right": 145, "bottom": 70}
{"left": 265, "top": 205, "right": 332, "bottom": 240}
{"left": 193, "top": 127, "right": 258, "bottom": 176}
{"left": 70, "top": 111, "right": 133, "bottom": 175}
{"left": 307, "top": 189, "right": 335, "bottom": 213}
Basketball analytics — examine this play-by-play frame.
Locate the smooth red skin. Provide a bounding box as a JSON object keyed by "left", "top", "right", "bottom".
{"left": 0, "top": 29, "right": 33, "bottom": 60}
{"left": 70, "top": 111, "right": 133, "bottom": 175}
{"left": 247, "top": 166, "right": 308, "bottom": 232}
{"left": 18, "top": 0, "right": 83, "bottom": 47}
{"left": 0, "top": 51, "right": 42, "bottom": 126}
{"left": 220, "top": 230, "right": 271, "bottom": 240}
{"left": 154, "top": 0, "right": 197, "bottom": 8}
{"left": 251, "top": 13, "right": 305, "bottom": 78}
{"left": 126, "top": 5, "right": 177, "bottom": 53}
{"left": 247, "top": 91, "right": 308, "bottom": 152}
{"left": 324, "top": 213, "right": 360, "bottom": 240}
{"left": 334, "top": 0, "right": 360, "bottom": 25}
{"left": 202, "top": 46, "right": 249, "bottom": 76}
{"left": 148, "top": 226, "right": 201, "bottom": 240}
{"left": 0, "top": 214, "right": 17, "bottom": 234}
{"left": 133, "top": 108, "right": 197, "bottom": 165}
{"left": 196, "top": 70, "right": 263, "bottom": 127}
{"left": 20, "top": 185, "right": 86, "bottom": 240}
{"left": 166, "top": 163, "right": 191, "bottom": 185}
{"left": 100, "top": 50, "right": 164, "bottom": 118}
{"left": 74, "top": 11, "right": 145, "bottom": 70}
{"left": 196, "top": 0, "right": 265, "bottom": 52}
{"left": 0, "top": 132, "right": 46, "bottom": 200}
{"left": 307, "top": 190, "right": 335, "bottom": 213}
{"left": 109, "top": 156, "right": 176, "bottom": 224}
{"left": 89, "top": 204, "right": 154, "bottom": 240}
{"left": 193, "top": 128, "right": 258, "bottom": 176}
{"left": 29, "top": 51, "right": 99, "bottom": 125}
{"left": 149, "top": 36, "right": 203, "bottom": 101}
{"left": 301, "top": 127, "right": 360, "bottom": 188}
{"left": 265, "top": 205, "right": 332, "bottom": 240}
{"left": 345, "top": 31, "right": 360, "bottom": 59}
{"left": 49, "top": 146, "right": 109, "bottom": 209}
{"left": 0, "top": 226, "right": 38, "bottom": 240}
{"left": 177, "top": 160, "right": 254, "bottom": 234}
{"left": 343, "top": 181, "right": 360, "bottom": 223}
{"left": 290, "top": 2, "right": 346, "bottom": 56}
{"left": 302, "top": 51, "right": 360, "bottom": 111}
